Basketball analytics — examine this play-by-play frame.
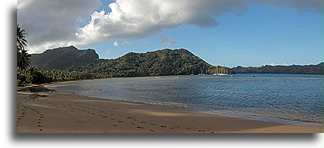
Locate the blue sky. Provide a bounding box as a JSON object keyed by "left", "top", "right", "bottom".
{"left": 80, "top": 2, "right": 323, "bottom": 67}
{"left": 18, "top": 0, "right": 323, "bottom": 67}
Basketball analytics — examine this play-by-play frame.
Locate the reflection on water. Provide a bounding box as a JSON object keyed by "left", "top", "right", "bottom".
{"left": 48, "top": 74, "right": 323, "bottom": 126}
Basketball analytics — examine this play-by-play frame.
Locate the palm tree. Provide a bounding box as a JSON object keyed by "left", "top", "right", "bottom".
{"left": 17, "top": 24, "right": 28, "bottom": 51}
{"left": 17, "top": 25, "right": 30, "bottom": 71}
{"left": 17, "top": 48, "right": 31, "bottom": 71}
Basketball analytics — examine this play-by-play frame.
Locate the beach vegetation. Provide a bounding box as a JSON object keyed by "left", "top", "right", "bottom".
{"left": 16, "top": 25, "right": 52, "bottom": 86}
{"left": 17, "top": 25, "right": 31, "bottom": 72}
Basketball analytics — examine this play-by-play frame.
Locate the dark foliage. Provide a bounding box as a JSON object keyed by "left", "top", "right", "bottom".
{"left": 31, "top": 46, "right": 100, "bottom": 70}
{"left": 28, "top": 67, "right": 53, "bottom": 84}
{"left": 17, "top": 25, "right": 31, "bottom": 71}
{"left": 232, "top": 63, "right": 323, "bottom": 74}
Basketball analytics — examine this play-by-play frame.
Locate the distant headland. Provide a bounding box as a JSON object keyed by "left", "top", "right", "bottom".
{"left": 233, "top": 63, "right": 323, "bottom": 74}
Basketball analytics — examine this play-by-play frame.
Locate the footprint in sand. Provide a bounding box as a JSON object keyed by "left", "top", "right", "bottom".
{"left": 137, "top": 126, "right": 144, "bottom": 129}
{"left": 198, "top": 129, "right": 205, "bottom": 132}
{"left": 161, "top": 125, "right": 167, "bottom": 128}
{"left": 29, "top": 108, "right": 44, "bottom": 132}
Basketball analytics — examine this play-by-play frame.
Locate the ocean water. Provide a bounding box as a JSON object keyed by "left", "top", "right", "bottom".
{"left": 48, "top": 74, "right": 323, "bottom": 126}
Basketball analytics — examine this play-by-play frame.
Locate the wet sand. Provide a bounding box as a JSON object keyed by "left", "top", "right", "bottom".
{"left": 16, "top": 86, "right": 323, "bottom": 133}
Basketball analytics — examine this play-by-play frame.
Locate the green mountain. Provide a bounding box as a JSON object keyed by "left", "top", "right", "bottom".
{"left": 31, "top": 46, "right": 234, "bottom": 78}
{"left": 232, "top": 63, "right": 323, "bottom": 74}
{"left": 31, "top": 46, "right": 99, "bottom": 70}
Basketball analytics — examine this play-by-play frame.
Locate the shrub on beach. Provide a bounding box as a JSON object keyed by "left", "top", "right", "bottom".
{"left": 16, "top": 79, "right": 23, "bottom": 86}
{"left": 28, "top": 67, "right": 53, "bottom": 84}
{"left": 17, "top": 73, "right": 29, "bottom": 86}
{"left": 16, "top": 67, "right": 53, "bottom": 86}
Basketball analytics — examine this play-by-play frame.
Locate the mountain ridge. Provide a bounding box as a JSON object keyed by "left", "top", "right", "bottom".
{"left": 232, "top": 63, "right": 323, "bottom": 74}
{"left": 31, "top": 46, "right": 99, "bottom": 70}
{"left": 31, "top": 46, "right": 234, "bottom": 78}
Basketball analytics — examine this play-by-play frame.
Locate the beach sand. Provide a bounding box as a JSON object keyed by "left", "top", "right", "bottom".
{"left": 16, "top": 86, "right": 323, "bottom": 133}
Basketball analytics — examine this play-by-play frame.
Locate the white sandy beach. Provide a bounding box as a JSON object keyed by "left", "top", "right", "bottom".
{"left": 16, "top": 85, "right": 323, "bottom": 133}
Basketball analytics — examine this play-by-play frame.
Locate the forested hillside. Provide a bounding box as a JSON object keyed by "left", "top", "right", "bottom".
{"left": 31, "top": 46, "right": 234, "bottom": 81}
{"left": 232, "top": 63, "right": 323, "bottom": 74}
{"left": 31, "top": 46, "right": 100, "bottom": 70}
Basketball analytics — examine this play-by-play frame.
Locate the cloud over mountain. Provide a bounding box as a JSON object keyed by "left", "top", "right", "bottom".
{"left": 17, "top": 0, "right": 101, "bottom": 53}
{"left": 18, "top": 0, "right": 323, "bottom": 53}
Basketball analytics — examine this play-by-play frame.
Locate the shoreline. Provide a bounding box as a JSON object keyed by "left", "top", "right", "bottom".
{"left": 44, "top": 73, "right": 323, "bottom": 87}
{"left": 45, "top": 79, "right": 323, "bottom": 127}
{"left": 16, "top": 86, "right": 323, "bottom": 133}
{"left": 199, "top": 110, "right": 323, "bottom": 127}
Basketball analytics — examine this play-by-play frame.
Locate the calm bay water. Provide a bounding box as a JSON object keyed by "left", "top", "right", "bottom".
{"left": 48, "top": 74, "right": 323, "bottom": 126}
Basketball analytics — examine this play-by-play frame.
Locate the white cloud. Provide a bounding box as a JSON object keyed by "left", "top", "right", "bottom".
{"left": 268, "top": 63, "right": 289, "bottom": 66}
{"left": 160, "top": 35, "right": 175, "bottom": 46}
{"left": 18, "top": 0, "right": 323, "bottom": 53}
{"left": 113, "top": 41, "right": 120, "bottom": 47}
{"left": 105, "top": 50, "right": 111, "bottom": 57}
{"left": 112, "top": 40, "right": 129, "bottom": 47}
{"left": 17, "top": 0, "right": 101, "bottom": 53}
{"left": 77, "top": 0, "right": 323, "bottom": 47}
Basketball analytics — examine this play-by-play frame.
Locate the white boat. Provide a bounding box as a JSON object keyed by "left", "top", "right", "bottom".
{"left": 213, "top": 73, "right": 228, "bottom": 76}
